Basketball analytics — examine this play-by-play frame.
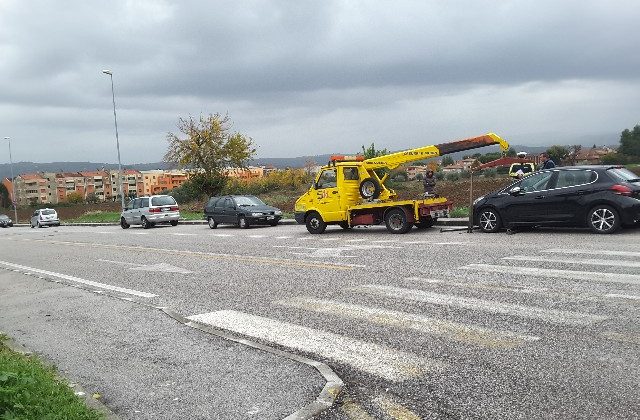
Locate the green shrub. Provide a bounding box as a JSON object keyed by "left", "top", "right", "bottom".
{"left": 445, "top": 172, "right": 460, "bottom": 182}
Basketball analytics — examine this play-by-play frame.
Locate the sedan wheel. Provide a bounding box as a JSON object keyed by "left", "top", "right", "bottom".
{"left": 238, "top": 216, "right": 250, "bottom": 229}
{"left": 208, "top": 217, "right": 218, "bottom": 229}
{"left": 120, "top": 218, "right": 130, "bottom": 229}
{"left": 479, "top": 208, "right": 501, "bottom": 233}
{"left": 587, "top": 205, "right": 620, "bottom": 234}
{"left": 141, "top": 217, "right": 151, "bottom": 229}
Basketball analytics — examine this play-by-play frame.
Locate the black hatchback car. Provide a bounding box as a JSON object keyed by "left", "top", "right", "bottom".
{"left": 204, "top": 195, "right": 283, "bottom": 229}
{"left": 473, "top": 166, "right": 640, "bottom": 234}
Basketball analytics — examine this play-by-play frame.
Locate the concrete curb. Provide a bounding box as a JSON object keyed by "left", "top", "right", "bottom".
{"left": 1, "top": 265, "right": 343, "bottom": 420}
{"left": 0, "top": 332, "right": 120, "bottom": 420}
{"left": 9, "top": 218, "right": 469, "bottom": 228}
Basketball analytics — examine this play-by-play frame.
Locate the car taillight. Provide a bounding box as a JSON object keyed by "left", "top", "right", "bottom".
{"left": 170, "top": 206, "right": 179, "bottom": 211}
{"left": 610, "top": 184, "right": 633, "bottom": 196}
{"left": 149, "top": 207, "right": 161, "bottom": 213}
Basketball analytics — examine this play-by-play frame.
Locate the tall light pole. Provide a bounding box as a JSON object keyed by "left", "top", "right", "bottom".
{"left": 4, "top": 136, "right": 18, "bottom": 223}
{"left": 102, "top": 70, "right": 125, "bottom": 210}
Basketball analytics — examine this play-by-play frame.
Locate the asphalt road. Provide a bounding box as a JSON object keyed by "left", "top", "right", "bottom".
{"left": 1, "top": 223, "right": 639, "bottom": 419}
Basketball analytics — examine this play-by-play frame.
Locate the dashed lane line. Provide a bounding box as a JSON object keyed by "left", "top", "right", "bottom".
{"left": 0, "top": 260, "right": 157, "bottom": 298}
{"left": 405, "top": 276, "right": 547, "bottom": 294}
{"left": 275, "top": 296, "right": 539, "bottom": 348}
{"left": 504, "top": 255, "right": 640, "bottom": 269}
{"left": 187, "top": 310, "right": 447, "bottom": 381}
{"left": 462, "top": 264, "right": 640, "bottom": 286}
{"left": 0, "top": 237, "right": 359, "bottom": 271}
{"left": 355, "top": 285, "right": 607, "bottom": 325}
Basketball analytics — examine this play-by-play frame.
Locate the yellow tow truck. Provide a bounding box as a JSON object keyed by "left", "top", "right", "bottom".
{"left": 294, "top": 133, "right": 509, "bottom": 234}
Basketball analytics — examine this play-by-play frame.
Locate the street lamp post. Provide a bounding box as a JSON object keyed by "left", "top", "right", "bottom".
{"left": 4, "top": 137, "right": 18, "bottom": 223}
{"left": 102, "top": 70, "right": 125, "bottom": 210}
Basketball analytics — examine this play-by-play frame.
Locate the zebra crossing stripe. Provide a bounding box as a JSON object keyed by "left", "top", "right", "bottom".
{"left": 542, "top": 248, "right": 640, "bottom": 258}
{"left": 504, "top": 255, "right": 640, "bottom": 269}
{"left": 355, "top": 285, "right": 607, "bottom": 325}
{"left": 606, "top": 293, "right": 640, "bottom": 301}
{"left": 463, "top": 263, "right": 640, "bottom": 286}
{"left": 187, "top": 310, "right": 446, "bottom": 381}
{"left": 405, "top": 276, "right": 546, "bottom": 294}
{"left": 275, "top": 297, "right": 539, "bottom": 348}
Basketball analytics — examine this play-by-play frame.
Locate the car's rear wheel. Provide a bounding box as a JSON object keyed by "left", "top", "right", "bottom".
{"left": 141, "top": 217, "right": 151, "bottom": 229}
{"left": 208, "top": 217, "right": 218, "bottom": 229}
{"left": 478, "top": 208, "right": 501, "bottom": 233}
{"left": 238, "top": 216, "right": 250, "bottom": 229}
{"left": 37, "top": 221, "right": 42, "bottom": 228}
{"left": 385, "top": 208, "right": 412, "bottom": 234}
{"left": 170, "top": 220, "right": 178, "bottom": 226}
{"left": 587, "top": 205, "right": 620, "bottom": 234}
{"left": 269, "top": 220, "right": 279, "bottom": 227}
{"left": 305, "top": 212, "right": 327, "bottom": 234}
{"left": 120, "top": 217, "right": 130, "bottom": 229}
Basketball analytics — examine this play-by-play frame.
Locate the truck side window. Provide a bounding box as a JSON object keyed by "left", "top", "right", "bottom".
{"left": 316, "top": 169, "right": 337, "bottom": 189}
{"left": 343, "top": 167, "right": 359, "bottom": 181}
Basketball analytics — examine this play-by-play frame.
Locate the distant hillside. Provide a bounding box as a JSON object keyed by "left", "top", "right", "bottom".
{"left": 0, "top": 143, "right": 618, "bottom": 179}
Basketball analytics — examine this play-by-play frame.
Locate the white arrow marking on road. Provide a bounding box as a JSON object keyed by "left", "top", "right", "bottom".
{"left": 96, "top": 259, "right": 193, "bottom": 274}
{"left": 187, "top": 310, "right": 446, "bottom": 381}
{"left": 504, "top": 255, "right": 640, "bottom": 269}
{"left": 0, "top": 260, "right": 157, "bottom": 298}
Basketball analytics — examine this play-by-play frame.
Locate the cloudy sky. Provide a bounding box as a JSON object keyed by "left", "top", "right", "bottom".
{"left": 1, "top": 0, "right": 639, "bottom": 164}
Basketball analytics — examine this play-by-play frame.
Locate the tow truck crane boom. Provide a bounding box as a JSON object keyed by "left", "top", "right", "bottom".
{"left": 362, "top": 133, "right": 509, "bottom": 170}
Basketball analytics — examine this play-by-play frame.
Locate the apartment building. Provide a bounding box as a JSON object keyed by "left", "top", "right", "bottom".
{"left": 224, "top": 166, "right": 264, "bottom": 179}
{"left": 13, "top": 173, "right": 49, "bottom": 206}
{"left": 141, "top": 170, "right": 189, "bottom": 195}
{"left": 109, "top": 169, "right": 144, "bottom": 199}
{"left": 78, "top": 171, "right": 113, "bottom": 201}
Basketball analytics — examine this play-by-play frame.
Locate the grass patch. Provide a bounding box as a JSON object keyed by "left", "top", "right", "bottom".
{"left": 66, "top": 210, "right": 204, "bottom": 223}
{"left": 0, "top": 334, "right": 103, "bottom": 419}
{"left": 450, "top": 206, "right": 470, "bottom": 218}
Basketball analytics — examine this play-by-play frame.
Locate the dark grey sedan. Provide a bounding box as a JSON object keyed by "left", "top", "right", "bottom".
{"left": 204, "top": 195, "right": 283, "bottom": 229}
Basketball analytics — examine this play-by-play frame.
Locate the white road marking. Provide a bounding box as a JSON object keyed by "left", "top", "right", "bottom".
{"left": 94, "top": 231, "right": 115, "bottom": 234}
{"left": 355, "top": 285, "right": 607, "bottom": 325}
{"left": 275, "top": 236, "right": 292, "bottom": 239}
{"left": 345, "top": 239, "right": 367, "bottom": 242}
{"left": 170, "top": 233, "right": 197, "bottom": 236}
{"left": 405, "top": 276, "right": 547, "bottom": 294}
{"left": 128, "top": 232, "right": 148, "bottom": 235}
{"left": 403, "top": 241, "right": 471, "bottom": 245}
{"left": 298, "top": 237, "right": 315, "bottom": 241}
{"left": 464, "top": 263, "right": 640, "bottom": 286}
{"left": 248, "top": 235, "right": 267, "bottom": 238}
{"left": 276, "top": 297, "right": 539, "bottom": 348}
{"left": 321, "top": 238, "right": 341, "bottom": 241}
{"left": 130, "top": 263, "right": 194, "bottom": 274}
{"left": 0, "top": 260, "right": 157, "bottom": 298}
{"left": 606, "top": 293, "right": 640, "bottom": 301}
{"left": 504, "top": 255, "right": 640, "bottom": 269}
{"left": 372, "top": 396, "right": 422, "bottom": 420}
{"left": 210, "top": 233, "right": 234, "bottom": 237}
{"left": 543, "top": 248, "right": 640, "bottom": 258}
{"left": 187, "top": 310, "right": 446, "bottom": 381}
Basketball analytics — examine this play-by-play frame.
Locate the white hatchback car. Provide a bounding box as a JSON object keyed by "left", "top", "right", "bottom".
{"left": 120, "top": 195, "right": 180, "bottom": 229}
{"left": 30, "top": 208, "right": 60, "bottom": 228}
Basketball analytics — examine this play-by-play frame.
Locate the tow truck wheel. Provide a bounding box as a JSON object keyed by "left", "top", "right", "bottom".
{"left": 478, "top": 207, "right": 501, "bottom": 233}
{"left": 305, "top": 212, "right": 327, "bottom": 234}
{"left": 359, "top": 177, "right": 381, "bottom": 199}
{"left": 339, "top": 221, "right": 351, "bottom": 230}
{"left": 415, "top": 217, "right": 435, "bottom": 229}
{"left": 385, "top": 208, "right": 411, "bottom": 234}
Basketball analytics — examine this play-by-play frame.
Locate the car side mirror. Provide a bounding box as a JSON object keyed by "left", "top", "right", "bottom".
{"left": 509, "top": 186, "right": 524, "bottom": 196}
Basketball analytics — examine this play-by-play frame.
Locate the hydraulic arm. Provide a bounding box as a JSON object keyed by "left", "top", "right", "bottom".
{"left": 362, "top": 133, "right": 509, "bottom": 171}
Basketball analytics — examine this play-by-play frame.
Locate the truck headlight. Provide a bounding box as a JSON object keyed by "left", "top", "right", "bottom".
{"left": 473, "top": 196, "right": 485, "bottom": 206}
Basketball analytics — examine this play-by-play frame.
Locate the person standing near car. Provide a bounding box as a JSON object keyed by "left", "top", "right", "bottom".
{"left": 538, "top": 152, "right": 556, "bottom": 170}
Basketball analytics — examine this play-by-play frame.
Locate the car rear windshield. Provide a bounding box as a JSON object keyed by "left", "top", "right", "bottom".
{"left": 511, "top": 164, "right": 533, "bottom": 173}
{"left": 151, "top": 196, "right": 177, "bottom": 206}
{"left": 41, "top": 209, "right": 56, "bottom": 215}
{"left": 607, "top": 168, "right": 640, "bottom": 183}
{"left": 235, "top": 196, "right": 265, "bottom": 206}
